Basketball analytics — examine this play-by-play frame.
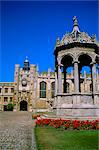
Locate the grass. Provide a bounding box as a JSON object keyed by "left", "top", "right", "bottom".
{"left": 35, "top": 127, "right": 99, "bottom": 150}
{"left": 33, "top": 111, "right": 55, "bottom": 115}
{"left": 32, "top": 112, "right": 55, "bottom": 119}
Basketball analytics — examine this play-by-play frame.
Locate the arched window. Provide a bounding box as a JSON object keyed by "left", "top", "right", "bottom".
{"left": 40, "top": 81, "right": 46, "bottom": 98}
{"left": 51, "top": 82, "right": 55, "bottom": 98}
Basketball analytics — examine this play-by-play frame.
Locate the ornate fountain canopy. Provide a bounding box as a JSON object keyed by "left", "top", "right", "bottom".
{"left": 56, "top": 16, "right": 96, "bottom": 47}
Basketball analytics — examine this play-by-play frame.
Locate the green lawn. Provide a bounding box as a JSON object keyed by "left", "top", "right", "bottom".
{"left": 35, "top": 127, "right": 98, "bottom": 150}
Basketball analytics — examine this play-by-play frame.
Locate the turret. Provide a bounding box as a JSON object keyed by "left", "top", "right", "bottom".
{"left": 23, "top": 56, "right": 30, "bottom": 71}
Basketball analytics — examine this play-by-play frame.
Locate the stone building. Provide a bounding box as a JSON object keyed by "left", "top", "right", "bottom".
{"left": 13, "top": 59, "right": 55, "bottom": 112}
{"left": 0, "top": 57, "right": 56, "bottom": 112}
{"left": 0, "top": 82, "right": 14, "bottom": 111}
{"left": 0, "top": 17, "right": 99, "bottom": 117}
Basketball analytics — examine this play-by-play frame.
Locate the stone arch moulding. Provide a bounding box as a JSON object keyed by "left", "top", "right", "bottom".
{"left": 77, "top": 52, "right": 95, "bottom": 62}
{"left": 39, "top": 81, "right": 47, "bottom": 87}
{"left": 40, "top": 80, "right": 47, "bottom": 83}
{"left": 60, "top": 53, "right": 75, "bottom": 63}
{"left": 51, "top": 81, "right": 55, "bottom": 84}
{"left": 95, "top": 54, "right": 99, "bottom": 61}
{"left": 19, "top": 98, "right": 28, "bottom": 103}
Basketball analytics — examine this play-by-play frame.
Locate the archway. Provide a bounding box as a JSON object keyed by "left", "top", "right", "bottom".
{"left": 61, "top": 55, "right": 73, "bottom": 93}
{"left": 96, "top": 56, "right": 99, "bottom": 74}
{"left": 20, "top": 100, "right": 28, "bottom": 111}
{"left": 4, "top": 105, "right": 7, "bottom": 111}
{"left": 78, "top": 54, "right": 92, "bottom": 92}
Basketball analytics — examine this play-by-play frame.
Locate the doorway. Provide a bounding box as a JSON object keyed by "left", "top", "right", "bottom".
{"left": 4, "top": 105, "right": 7, "bottom": 111}
{"left": 20, "top": 100, "right": 28, "bottom": 111}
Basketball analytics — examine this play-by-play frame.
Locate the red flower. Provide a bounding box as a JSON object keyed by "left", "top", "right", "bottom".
{"left": 35, "top": 118, "right": 99, "bottom": 130}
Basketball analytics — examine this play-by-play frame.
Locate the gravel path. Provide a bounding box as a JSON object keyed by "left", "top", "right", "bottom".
{"left": 0, "top": 112, "right": 37, "bottom": 150}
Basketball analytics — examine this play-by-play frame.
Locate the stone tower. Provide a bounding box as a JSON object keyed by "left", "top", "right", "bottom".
{"left": 14, "top": 57, "right": 37, "bottom": 111}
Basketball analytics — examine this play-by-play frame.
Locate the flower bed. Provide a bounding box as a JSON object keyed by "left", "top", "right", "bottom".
{"left": 35, "top": 118, "right": 99, "bottom": 130}
{"left": 32, "top": 114, "right": 40, "bottom": 119}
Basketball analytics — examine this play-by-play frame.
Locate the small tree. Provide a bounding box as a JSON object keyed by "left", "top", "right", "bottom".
{"left": 7, "top": 103, "right": 14, "bottom": 111}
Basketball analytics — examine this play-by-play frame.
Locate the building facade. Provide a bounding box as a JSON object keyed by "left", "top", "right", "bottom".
{"left": 0, "top": 17, "right": 99, "bottom": 117}
{"left": 0, "top": 60, "right": 55, "bottom": 112}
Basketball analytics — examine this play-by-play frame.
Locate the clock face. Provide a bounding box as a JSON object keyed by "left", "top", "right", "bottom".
{"left": 21, "top": 78, "right": 27, "bottom": 86}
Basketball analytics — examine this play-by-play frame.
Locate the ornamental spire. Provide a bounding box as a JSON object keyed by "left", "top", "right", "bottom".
{"left": 23, "top": 56, "right": 30, "bottom": 71}
{"left": 73, "top": 16, "right": 78, "bottom": 26}
{"left": 25, "top": 56, "right": 29, "bottom": 62}
{"left": 72, "top": 16, "right": 80, "bottom": 35}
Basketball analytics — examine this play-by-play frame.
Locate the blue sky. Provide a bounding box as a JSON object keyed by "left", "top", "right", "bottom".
{"left": 0, "top": 1, "right": 98, "bottom": 81}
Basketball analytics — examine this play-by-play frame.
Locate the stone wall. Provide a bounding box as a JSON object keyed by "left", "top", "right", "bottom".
{"left": 54, "top": 94, "right": 99, "bottom": 117}
{"left": 54, "top": 108, "right": 99, "bottom": 117}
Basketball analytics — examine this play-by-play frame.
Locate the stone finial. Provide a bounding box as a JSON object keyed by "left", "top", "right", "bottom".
{"left": 56, "top": 37, "right": 61, "bottom": 47}
{"left": 72, "top": 16, "right": 80, "bottom": 35}
{"left": 91, "top": 34, "right": 96, "bottom": 42}
{"left": 15, "top": 64, "right": 20, "bottom": 68}
{"left": 48, "top": 68, "right": 51, "bottom": 73}
{"left": 73, "top": 16, "right": 78, "bottom": 26}
{"left": 36, "top": 64, "right": 39, "bottom": 72}
{"left": 48, "top": 68, "right": 51, "bottom": 77}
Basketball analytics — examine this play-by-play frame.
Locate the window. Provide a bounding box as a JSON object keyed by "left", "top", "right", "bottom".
{"left": 40, "top": 81, "right": 46, "bottom": 98}
{"left": 27, "top": 92, "right": 29, "bottom": 96}
{"left": 51, "top": 82, "right": 55, "bottom": 98}
{"left": 11, "top": 88, "right": 14, "bottom": 93}
{"left": 4, "top": 97, "right": 8, "bottom": 102}
{"left": 5, "top": 88, "right": 8, "bottom": 93}
{"left": 10, "top": 97, "right": 12, "bottom": 102}
{"left": 19, "top": 92, "right": 21, "bottom": 97}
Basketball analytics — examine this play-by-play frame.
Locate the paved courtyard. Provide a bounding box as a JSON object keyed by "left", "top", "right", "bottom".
{"left": 0, "top": 112, "right": 36, "bottom": 150}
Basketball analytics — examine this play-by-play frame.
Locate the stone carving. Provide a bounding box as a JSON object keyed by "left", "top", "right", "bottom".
{"left": 61, "top": 31, "right": 96, "bottom": 45}
{"left": 56, "top": 37, "right": 61, "bottom": 47}
{"left": 59, "top": 17, "right": 96, "bottom": 45}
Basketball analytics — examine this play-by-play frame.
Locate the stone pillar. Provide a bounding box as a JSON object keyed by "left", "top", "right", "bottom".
{"left": 47, "top": 68, "right": 51, "bottom": 101}
{"left": 71, "top": 69, "right": 73, "bottom": 78}
{"left": 55, "top": 71, "right": 57, "bottom": 96}
{"left": 96, "top": 70, "right": 99, "bottom": 92}
{"left": 54, "top": 71, "right": 58, "bottom": 109}
{"left": 63, "top": 66, "right": 66, "bottom": 93}
{"left": 96, "top": 70, "right": 99, "bottom": 79}
{"left": 84, "top": 70, "right": 87, "bottom": 92}
{"left": 58, "top": 65, "right": 62, "bottom": 93}
{"left": 84, "top": 70, "right": 87, "bottom": 83}
{"left": 91, "top": 62, "right": 96, "bottom": 94}
{"left": 74, "top": 61, "right": 79, "bottom": 93}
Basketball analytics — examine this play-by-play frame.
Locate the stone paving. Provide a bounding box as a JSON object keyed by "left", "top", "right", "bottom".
{"left": 0, "top": 112, "right": 37, "bottom": 150}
